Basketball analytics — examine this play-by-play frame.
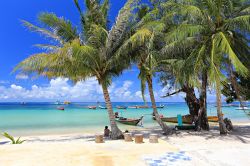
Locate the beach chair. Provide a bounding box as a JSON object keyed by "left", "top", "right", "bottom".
{"left": 175, "top": 114, "right": 195, "bottom": 130}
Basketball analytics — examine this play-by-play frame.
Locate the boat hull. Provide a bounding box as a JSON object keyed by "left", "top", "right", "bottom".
{"left": 207, "top": 116, "right": 219, "bottom": 122}
{"left": 161, "top": 115, "right": 193, "bottom": 124}
{"left": 153, "top": 115, "right": 220, "bottom": 123}
{"left": 115, "top": 117, "right": 143, "bottom": 126}
{"left": 116, "top": 106, "right": 127, "bottom": 109}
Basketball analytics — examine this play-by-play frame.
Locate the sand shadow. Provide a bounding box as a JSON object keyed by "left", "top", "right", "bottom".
{"left": 0, "top": 141, "right": 9, "bottom": 145}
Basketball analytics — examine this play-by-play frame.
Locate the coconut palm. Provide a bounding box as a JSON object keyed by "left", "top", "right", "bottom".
{"left": 117, "top": 4, "right": 171, "bottom": 134}
{"left": 15, "top": 0, "right": 139, "bottom": 139}
{"left": 162, "top": 0, "right": 250, "bottom": 134}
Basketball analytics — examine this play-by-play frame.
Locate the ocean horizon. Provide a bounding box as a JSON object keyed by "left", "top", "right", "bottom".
{"left": 0, "top": 102, "right": 249, "bottom": 136}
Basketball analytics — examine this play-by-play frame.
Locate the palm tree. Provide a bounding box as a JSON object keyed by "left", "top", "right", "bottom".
{"left": 15, "top": 0, "right": 139, "bottom": 139}
{"left": 118, "top": 4, "right": 171, "bottom": 134}
{"left": 163, "top": 0, "right": 250, "bottom": 134}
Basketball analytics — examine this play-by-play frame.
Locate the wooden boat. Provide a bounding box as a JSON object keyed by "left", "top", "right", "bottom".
{"left": 152, "top": 105, "right": 165, "bottom": 108}
{"left": 157, "top": 105, "right": 165, "bottom": 108}
{"left": 153, "top": 115, "right": 220, "bottom": 123}
{"left": 88, "top": 106, "right": 97, "bottom": 109}
{"left": 115, "top": 116, "right": 143, "bottom": 126}
{"left": 153, "top": 115, "right": 193, "bottom": 124}
{"left": 207, "top": 116, "right": 219, "bottom": 122}
{"left": 128, "top": 105, "right": 149, "bottom": 109}
{"left": 99, "top": 106, "right": 107, "bottom": 109}
{"left": 236, "top": 106, "right": 250, "bottom": 110}
{"left": 128, "top": 105, "right": 138, "bottom": 109}
{"left": 137, "top": 105, "right": 149, "bottom": 108}
{"left": 116, "top": 106, "right": 127, "bottom": 109}
{"left": 57, "top": 106, "right": 65, "bottom": 111}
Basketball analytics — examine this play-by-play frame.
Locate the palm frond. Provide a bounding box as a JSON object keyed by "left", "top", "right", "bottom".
{"left": 38, "top": 12, "right": 78, "bottom": 42}
{"left": 225, "top": 15, "right": 250, "bottom": 33}
{"left": 213, "top": 32, "right": 248, "bottom": 77}
{"left": 21, "top": 20, "right": 63, "bottom": 44}
{"left": 107, "top": 0, "right": 139, "bottom": 53}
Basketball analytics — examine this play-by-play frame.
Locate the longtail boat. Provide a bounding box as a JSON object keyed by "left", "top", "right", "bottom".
{"left": 128, "top": 105, "right": 149, "bottom": 109}
{"left": 88, "top": 106, "right": 97, "bottom": 109}
{"left": 207, "top": 116, "right": 219, "bottom": 122}
{"left": 153, "top": 115, "right": 193, "bottom": 124}
{"left": 115, "top": 116, "right": 143, "bottom": 126}
{"left": 57, "top": 106, "right": 65, "bottom": 111}
{"left": 116, "top": 106, "right": 127, "bottom": 109}
{"left": 137, "top": 105, "right": 149, "bottom": 108}
{"left": 153, "top": 115, "right": 220, "bottom": 123}
{"left": 152, "top": 105, "right": 165, "bottom": 108}
{"left": 99, "top": 106, "right": 107, "bottom": 109}
{"left": 128, "top": 105, "right": 138, "bottom": 109}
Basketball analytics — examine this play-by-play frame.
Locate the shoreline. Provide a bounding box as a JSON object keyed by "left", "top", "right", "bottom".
{"left": 2, "top": 121, "right": 250, "bottom": 138}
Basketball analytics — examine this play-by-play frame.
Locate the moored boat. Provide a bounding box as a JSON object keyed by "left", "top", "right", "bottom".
{"left": 99, "top": 106, "right": 107, "bottom": 109}
{"left": 57, "top": 106, "right": 65, "bottom": 111}
{"left": 153, "top": 115, "right": 193, "bottom": 124}
{"left": 88, "top": 106, "right": 97, "bottom": 109}
{"left": 116, "top": 106, "right": 127, "bottom": 109}
{"left": 137, "top": 105, "right": 149, "bottom": 108}
{"left": 128, "top": 105, "right": 138, "bottom": 109}
{"left": 128, "top": 105, "right": 149, "bottom": 109}
{"left": 153, "top": 114, "right": 220, "bottom": 123}
{"left": 153, "top": 105, "right": 165, "bottom": 108}
{"left": 115, "top": 116, "right": 143, "bottom": 125}
{"left": 236, "top": 106, "right": 250, "bottom": 110}
{"left": 207, "top": 116, "right": 219, "bottom": 122}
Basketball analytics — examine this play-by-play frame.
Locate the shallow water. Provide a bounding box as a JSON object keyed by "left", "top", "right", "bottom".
{"left": 0, "top": 102, "right": 249, "bottom": 136}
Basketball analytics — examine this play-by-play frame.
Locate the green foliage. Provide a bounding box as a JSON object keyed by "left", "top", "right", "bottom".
{"left": 15, "top": 0, "right": 139, "bottom": 88}
{"left": 2, "top": 132, "right": 25, "bottom": 144}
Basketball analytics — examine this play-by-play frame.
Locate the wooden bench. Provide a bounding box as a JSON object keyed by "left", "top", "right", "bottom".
{"left": 149, "top": 134, "right": 158, "bottom": 143}
{"left": 124, "top": 133, "right": 133, "bottom": 142}
{"left": 134, "top": 134, "right": 143, "bottom": 144}
{"left": 95, "top": 134, "right": 104, "bottom": 143}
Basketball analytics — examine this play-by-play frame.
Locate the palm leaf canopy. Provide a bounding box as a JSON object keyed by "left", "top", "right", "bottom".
{"left": 162, "top": 0, "right": 250, "bottom": 87}
{"left": 15, "top": 0, "right": 139, "bottom": 87}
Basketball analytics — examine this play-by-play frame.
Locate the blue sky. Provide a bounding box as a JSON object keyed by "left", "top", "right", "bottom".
{"left": 0, "top": 0, "right": 218, "bottom": 102}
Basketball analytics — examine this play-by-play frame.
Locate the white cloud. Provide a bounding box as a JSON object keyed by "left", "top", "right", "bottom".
{"left": 15, "top": 74, "right": 29, "bottom": 80}
{"left": 0, "top": 78, "right": 139, "bottom": 102}
{"left": 0, "top": 77, "right": 220, "bottom": 102}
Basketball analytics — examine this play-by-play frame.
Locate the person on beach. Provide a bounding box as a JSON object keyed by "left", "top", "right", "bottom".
{"left": 104, "top": 126, "right": 110, "bottom": 137}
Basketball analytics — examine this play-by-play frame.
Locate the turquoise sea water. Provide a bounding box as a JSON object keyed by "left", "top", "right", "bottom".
{"left": 0, "top": 102, "right": 249, "bottom": 136}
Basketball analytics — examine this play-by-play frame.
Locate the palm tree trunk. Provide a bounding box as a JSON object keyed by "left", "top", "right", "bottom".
{"left": 198, "top": 72, "right": 209, "bottom": 130}
{"left": 101, "top": 83, "right": 124, "bottom": 139}
{"left": 229, "top": 65, "right": 244, "bottom": 107}
{"left": 215, "top": 77, "right": 227, "bottom": 135}
{"left": 147, "top": 76, "right": 171, "bottom": 135}
{"left": 183, "top": 85, "right": 200, "bottom": 117}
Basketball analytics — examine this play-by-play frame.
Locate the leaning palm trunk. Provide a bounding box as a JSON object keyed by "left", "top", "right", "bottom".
{"left": 101, "top": 83, "right": 124, "bottom": 139}
{"left": 215, "top": 77, "right": 227, "bottom": 134}
{"left": 229, "top": 65, "right": 244, "bottom": 108}
{"left": 147, "top": 76, "right": 170, "bottom": 135}
{"left": 198, "top": 72, "right": 209, "bottom": 130}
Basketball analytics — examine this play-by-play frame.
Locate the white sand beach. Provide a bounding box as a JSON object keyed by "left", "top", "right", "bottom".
{"left": 0, "top": 123, "right": 250, "bottom": 166}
